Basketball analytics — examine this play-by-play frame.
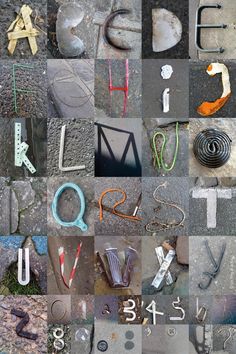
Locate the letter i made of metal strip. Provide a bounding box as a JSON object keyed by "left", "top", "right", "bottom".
{"left": 18, "top": 248, "right": 30, "bottom": 286}
{"left": 14, "top": 122, "right": 36, "bottom": 174}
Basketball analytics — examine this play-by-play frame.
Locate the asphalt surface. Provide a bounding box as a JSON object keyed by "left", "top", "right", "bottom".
{"left": 142, "top": 59, "right": 189, "bottom": 118}
{"left": 189, "top": 61, "right": 236, "bottom": 118}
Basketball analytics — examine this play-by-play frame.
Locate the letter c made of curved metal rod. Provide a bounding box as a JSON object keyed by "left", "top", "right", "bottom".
{"left": 102, "top": 9, "right": 132, "bottom": 51}
{"left": 52, "top": 182, "right": 88, "bottom": 232}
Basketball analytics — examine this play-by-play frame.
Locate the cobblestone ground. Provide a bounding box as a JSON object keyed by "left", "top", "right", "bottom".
{"left": 0, "top": 178, "right": 47, "bottom": 236}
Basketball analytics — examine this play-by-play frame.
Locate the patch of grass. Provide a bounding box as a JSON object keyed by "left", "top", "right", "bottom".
{"left": 0, "top": 263, "right": 42, "bottom": 295}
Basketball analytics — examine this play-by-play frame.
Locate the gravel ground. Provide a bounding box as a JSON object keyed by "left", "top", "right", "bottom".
{"left": 47, "top": 118, "right": 94, "bottom": 177}
{"left": 0, "top": 295, "right": 47, "bottom": 353}
{"left": 189, "top": 236, "right": 236, "bottom": 296}
{"left": 0, "top": 59, "right": 47, "bottom": 119}
{"left": 48, "top": 324, "right": 71, "bottom": 354}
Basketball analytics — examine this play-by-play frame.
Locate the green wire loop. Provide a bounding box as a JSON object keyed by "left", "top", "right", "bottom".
{"left": 152, "top": 121, "right": 179, "bottom": 172}
{"left": 12, "top": 64, "right": 36, "bottom": 114}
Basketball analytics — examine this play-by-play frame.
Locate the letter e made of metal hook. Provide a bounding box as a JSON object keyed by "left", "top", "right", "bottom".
{"left": 18, "top": 248, "right": 30, "bottom": 286}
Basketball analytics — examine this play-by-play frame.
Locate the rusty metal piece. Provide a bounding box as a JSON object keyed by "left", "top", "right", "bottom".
{"left": 11, "top": 308, "right": 38, "bottom": 340}
{"left": 97, "top": 245, "right": 138, "bottom": 288}
{"left": 105, "top": 246, "right": 124, "bottom": 287}
{"left": 102, "top": 9, "right": 132, "bottom": 51}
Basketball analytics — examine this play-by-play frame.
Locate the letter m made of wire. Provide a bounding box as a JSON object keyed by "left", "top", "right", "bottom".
{"left": 12, "top": 64, "right": 36, "bottom": 114}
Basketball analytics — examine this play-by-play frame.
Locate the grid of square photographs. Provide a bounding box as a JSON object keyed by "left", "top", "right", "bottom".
{"left": 0, "top": 0, "right": 236, "bottom": 353}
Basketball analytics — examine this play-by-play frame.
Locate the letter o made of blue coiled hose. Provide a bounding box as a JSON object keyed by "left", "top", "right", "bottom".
{"left": 52, "top": 182, "right": 88, "bottom": 232}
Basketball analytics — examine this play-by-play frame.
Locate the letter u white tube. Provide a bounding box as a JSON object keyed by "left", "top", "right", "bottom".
{"left": 18, "top": 248, "right": 30, "bottom": 286}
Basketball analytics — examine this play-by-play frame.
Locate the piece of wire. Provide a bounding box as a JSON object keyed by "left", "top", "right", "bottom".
{"left": 198, "top": 240, "right": 226, "bottom": 290}
{"left": 145, "top": 182, "right": 185, "bottom": 233}
{"left": 99, "top": 188, "right": 141, "bottom": 222}
{"left": 152, "top": 122, "right": 179, "bottom": 172}
{"left": 108, "top": 59, "right": 129, "bottom": 117}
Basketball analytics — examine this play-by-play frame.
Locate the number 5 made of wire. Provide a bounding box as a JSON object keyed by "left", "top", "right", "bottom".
{"left": 12, "top": 63, "right": 36, "bottom": 114}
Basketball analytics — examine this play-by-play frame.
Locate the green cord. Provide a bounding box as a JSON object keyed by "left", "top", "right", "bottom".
{"left": 12, "top": 64, "right": 36, "bottom": 113}
{"left": 152, "top": 121, "right": 179, "bottom": 172}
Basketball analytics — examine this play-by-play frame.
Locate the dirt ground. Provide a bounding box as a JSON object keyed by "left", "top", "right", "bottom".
{"left": 0, "top": 0, "right": 47, "bottom": 59}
